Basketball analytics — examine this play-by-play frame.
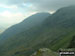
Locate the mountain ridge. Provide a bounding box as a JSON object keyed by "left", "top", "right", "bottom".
{"left": 0, "top": 12, "right": 50, "bottom": 41}
{"left": 0, "top": 6, "right": 75, "bottom": 56}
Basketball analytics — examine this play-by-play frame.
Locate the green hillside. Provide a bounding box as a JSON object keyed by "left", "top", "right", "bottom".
{"left": 0, "top": 6, "right": 75, "bottom": 56}
{"left": 0, "top": 12, "right": 50, "bottom": 39}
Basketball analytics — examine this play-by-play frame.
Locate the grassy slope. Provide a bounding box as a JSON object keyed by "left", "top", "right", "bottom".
{"left": 0, "top": 26, "right": 75, "bottom": 56}
{"left": 0, "top": 6, "right": 75, "bottom": 56}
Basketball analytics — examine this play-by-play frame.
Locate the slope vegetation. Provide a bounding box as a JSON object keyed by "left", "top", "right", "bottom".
{"left": 0, "top": 6, "right": 75, "bottom": 56}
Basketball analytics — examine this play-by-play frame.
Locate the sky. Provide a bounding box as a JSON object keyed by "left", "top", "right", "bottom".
{"left": 0, "top": 0, "right": 75, "bottom": 29}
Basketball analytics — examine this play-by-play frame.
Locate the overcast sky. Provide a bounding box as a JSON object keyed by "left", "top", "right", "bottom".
{"left": 0, "top": 0, "right": 75, "bottom": 28}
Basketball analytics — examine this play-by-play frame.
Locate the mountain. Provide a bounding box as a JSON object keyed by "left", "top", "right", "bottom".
{"left": 0, "top": 12, "right": 50, "bottom": 40}
{"left": 42, "top": 6, "right": 75, "bottom": 50}
{"left": 0, "top": 12, "right": 50, "bottom": 56}
{"left": 0, "top": 6, "right": 75, "bottom": 56}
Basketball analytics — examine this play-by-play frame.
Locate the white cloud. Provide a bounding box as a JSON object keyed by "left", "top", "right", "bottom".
{"left": 0, "top": 11, "right": 12, "bottom": 18}
{"left": 0, "top": 10, "right": 24, "bottom": 27}
{"left": 0, "top": 0, "right": 75, "bottom": 12}
{"left": 5, "top": 0, "right": 75, "bottom": 11}
{"left": 0, "top": 4, "right": 18, "bottom": 10}
{"left": 0, "top": 10, "right": 25, "bottom": 21}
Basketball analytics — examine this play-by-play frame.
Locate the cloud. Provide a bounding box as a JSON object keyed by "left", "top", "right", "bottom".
{"left": 0, "top": 0, "right": 75, "bottom": 28}
{"left": 24, "top": 0, "right": 75, "bottom": 11}
{"left": 0, "top": 10, "right": 37, "bottom": 28}
{"left": 0, "top": 4, "right": 18, "bottom": 9}
{"left": 0, "top": 10, "right": 25, "bottom": 27}
{"left": 1, "top": 0, "right": 75, "bottom": 11}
